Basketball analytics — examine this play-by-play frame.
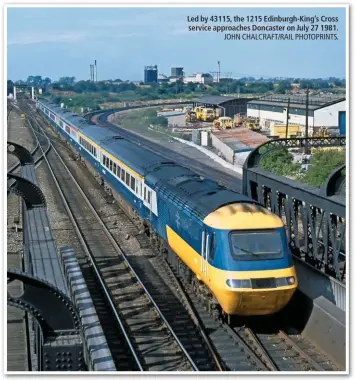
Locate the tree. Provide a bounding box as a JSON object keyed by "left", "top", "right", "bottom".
{"left": 275, "top": 80, "right": 291, "bottom": 94}
{"left": 58, "top": 76, "right": 76, "bottom": 85}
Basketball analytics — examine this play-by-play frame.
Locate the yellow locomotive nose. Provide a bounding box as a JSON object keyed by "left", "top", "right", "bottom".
{"left": 209, "top": 266, "right": 298, "bottom": 316}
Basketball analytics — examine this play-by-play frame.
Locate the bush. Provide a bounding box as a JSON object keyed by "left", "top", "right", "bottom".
{"left": 260, "top": 147, "right": 346, "bottom": 188}
{"left": 301, "top": 149, "right": 345, "bottom": 187}
{"left": 260, "top": 148, "right": 300, "bottom": 177}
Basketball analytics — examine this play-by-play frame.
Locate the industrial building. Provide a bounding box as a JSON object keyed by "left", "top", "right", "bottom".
{"left": 192, "top": 95, "right": 255, "bottom": 118}
{"left": 246, "top": 94, "right": 346, "bottom": 134}
{"left": 158, "top": 74, "right": 169, "bottom": 83}
{"left": 171, "top": 67, "right": 184, "bottom": 78}
{"left": 144, "top": 65, "right": 158, "bottom": 83}
{"left": 211, "top": 128, "right": 269, "bottom": 165}
{"left": 184, "top": 73, "right": 213, "bottom": 85}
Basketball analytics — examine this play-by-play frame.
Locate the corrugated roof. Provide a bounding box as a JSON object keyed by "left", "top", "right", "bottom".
{"left": 213, "top": 128, "right": 269, "bottom": 150}
{"left": 248, "top": 94, "right": 345, "bottom": 110}
{"left": 193, "top": 95, "right": 240, "bottom": 105}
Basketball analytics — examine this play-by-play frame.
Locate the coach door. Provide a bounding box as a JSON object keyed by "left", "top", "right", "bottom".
{"left": 200, "top": 230, "right": 210, "bottom": 280}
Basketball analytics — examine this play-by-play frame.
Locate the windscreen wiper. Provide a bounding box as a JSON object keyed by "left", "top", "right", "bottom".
{"left": 233, "top": 246, "right": 259, "bottom": 256}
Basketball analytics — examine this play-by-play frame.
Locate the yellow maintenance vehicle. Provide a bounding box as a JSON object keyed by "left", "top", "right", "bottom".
{"left": 185, "top": 110, "right": 197, "bottom": 123}
{"left": 244, "top": 117, "right": 261, "bottom": 131}
{"left": 234, "top": 113, "right": 244, "bottom": 127}
{"left": 195, "top": 107, "right": 216, "bottom": 122}
{"left": 270, "top": 124, "right": 301, "bottom": 139}
{"left": 312, "top": 127, "right": 330, "bottom": 137}
{"left": 213, "top": 117, "right": 233, "bottom": 130}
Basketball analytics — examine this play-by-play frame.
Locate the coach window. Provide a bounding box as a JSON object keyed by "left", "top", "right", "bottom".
{"left": 113, "top": 163, "right": 117, "bottom": 175}
{"left": 117, "top": 166, "right": 121, "bottom": 178}
{"left": 147, "top": 190, "right": 151, "bottom": 204}
{"left": 103, "top": 156, "right": 106, "bottom": 167}
{"left": 144, "top": 187, "right": 147, "bottom": 201}
{"left": 125, "top": 172, "right": 130, "bottom": 186}
{"left": 121, "top": 169, "right": 125, "bottom": 182}
{"left": 130, "top": 176, "right": 136, "bottom": 191}
{"left": 109, "top": 160, "right": 113, "bottom": 171}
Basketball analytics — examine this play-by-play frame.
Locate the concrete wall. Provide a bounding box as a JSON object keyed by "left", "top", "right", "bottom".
{"left": 247, "top": 107, "right": 314, "bottom": 129}
{"left": 294, "top": 257, "right": 345, "bottom": 312}
{"left": 233, "top": 151, "right": 251, "bottom": 166}
{"left": 314, "top": 101, "right": 346, "bottom": 127}
{"left": 210, "top": 133, "right": 234, "bottom": 163}
{"left": 291, "top": 258, "right": 346, "bottom": 370}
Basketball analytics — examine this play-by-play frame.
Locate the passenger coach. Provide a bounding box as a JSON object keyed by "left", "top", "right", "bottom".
{"left": 37, "top": 98, "right": 298, "bottom": 316}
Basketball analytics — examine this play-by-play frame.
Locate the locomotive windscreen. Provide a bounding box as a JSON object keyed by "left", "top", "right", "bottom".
{"left": 229, "top": 229, "right": 284, "bottom": 261}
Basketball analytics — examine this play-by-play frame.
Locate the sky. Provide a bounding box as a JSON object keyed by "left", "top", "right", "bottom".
{"left": 7, "top": 6, "right": 346, "bottom": 82}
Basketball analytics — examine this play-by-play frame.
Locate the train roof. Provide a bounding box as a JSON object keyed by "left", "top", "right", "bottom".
{"left": 38, "top": 98, "right": 171, "bottom": 176}
{"left": 100, "top": 137, "right": 165, "bottom": 176}
{"left": 38, "top": 98, "right": 94, "bottom": 130}
{"left": 145, "top": 163, "right": 256, "bottom": 219}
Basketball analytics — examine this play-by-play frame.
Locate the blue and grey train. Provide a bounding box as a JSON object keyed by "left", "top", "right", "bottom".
{"left": 36, "top": 98, "right": 297, "bottom": 316}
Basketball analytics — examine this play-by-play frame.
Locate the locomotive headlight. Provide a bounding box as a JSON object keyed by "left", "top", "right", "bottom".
{"left": 275, "top": 276, "right": 296, "bottom": 287}
{"left": 226, "top": 279, "right": 251, "bottom": 288}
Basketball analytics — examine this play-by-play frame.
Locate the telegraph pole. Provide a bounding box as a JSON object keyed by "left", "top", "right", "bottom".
{"left": 95, "top": 60, "right": 97, "bottom": 82}
{"left": 217, "top": 61, "right": 220, "bottom": 83}
{"left": 285, "top": 97, "right": 290, "bottom": 138}
{"left": 304, "top": 88, "right": 309, "bottom": 154}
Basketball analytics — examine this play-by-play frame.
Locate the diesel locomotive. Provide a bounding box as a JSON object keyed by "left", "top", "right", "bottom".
{"left": 36, "top": 98, "right": 298, "bottom": 316}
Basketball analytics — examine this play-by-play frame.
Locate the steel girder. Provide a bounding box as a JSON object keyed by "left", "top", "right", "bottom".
{"left": 7, "top": 270, "right": 84, "bottom": 371}
{"left": 323, "top": 164, "right": 346, "bottom": 198}
{"left": 7, "top": 141, "right": 34, "bottom": 165}
{"left": 7, "top": 173, "right": 46, "bottom": 209}
{"left": 243, "top": 137, "right": 346, "bottom": 282}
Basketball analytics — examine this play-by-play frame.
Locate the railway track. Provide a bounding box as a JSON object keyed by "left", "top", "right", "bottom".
{"left": 235, "top": 327, "right": 335, "bottom": 371}
{"left": 24, "top": 109, "right": 217, "bottom": 372}
{"left": 27, "top": 101, "right": 338, "bottom": 372}
{"left": 32, "top": 105, "right": 272, "bottom": 372}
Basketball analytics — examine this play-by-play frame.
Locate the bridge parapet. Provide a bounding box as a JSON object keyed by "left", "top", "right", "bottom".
{"left": 243, "top": 137, "right": 346, "bottom": 310}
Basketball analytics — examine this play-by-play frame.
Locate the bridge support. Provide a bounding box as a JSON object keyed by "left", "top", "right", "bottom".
{"left": 7, "top": 270, "right": 84, "bottom": 371}
{"left": 13, "top": 86, "right": 16, "bottom": 100}
{"left": 7, "top": 141, "right": 34, "bottom": 165}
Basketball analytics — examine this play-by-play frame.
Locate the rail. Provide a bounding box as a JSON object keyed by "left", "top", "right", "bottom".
{"left": 30, "top": 113, "right": 200, "bottom": 371}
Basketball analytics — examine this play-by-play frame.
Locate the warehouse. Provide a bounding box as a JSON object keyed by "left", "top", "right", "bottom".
{"left": 246, "top": 94, "right": 346, "bottom": 134}
{"left": 192, "top": 95, "right": 255, "bottom": 118}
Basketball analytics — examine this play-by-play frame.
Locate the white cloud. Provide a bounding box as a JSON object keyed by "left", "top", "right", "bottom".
{"left": 7, "top": 30, "right": 138, "bottom": 46}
